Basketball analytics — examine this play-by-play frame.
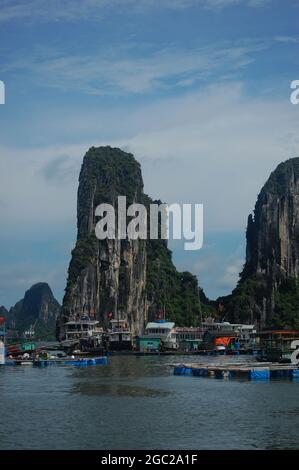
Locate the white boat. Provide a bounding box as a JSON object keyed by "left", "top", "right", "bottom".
{"left": 64, "top": 317, "right": 104, "bottom": 341}
{"left": 107, "top": 319, "right": 132, "bottom": 351}
{"left": 145, "top": 321, "right": 178, "bottom": 351}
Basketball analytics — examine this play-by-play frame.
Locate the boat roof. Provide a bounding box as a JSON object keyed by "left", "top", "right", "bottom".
{"left": 203, "top": 322, "right": 255, "bottom": 328}
{"left": 65, "top": 320, "right": 99, "bottom": 325}
{"left": 146, "top": 322, "right": 175, "bottom": 330}
{"left": 205, "top": 332, "right": 237, "bottom": 338}
{"left": 175, "top": 327, "right": 204, "bottom": 332}
{"left": 258, "top": 330, "right": 299, "bottom": 336}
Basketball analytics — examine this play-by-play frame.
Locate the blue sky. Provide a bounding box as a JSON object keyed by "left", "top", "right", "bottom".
{"left": 0, "top": 0, "right": 299, "bottom": 307}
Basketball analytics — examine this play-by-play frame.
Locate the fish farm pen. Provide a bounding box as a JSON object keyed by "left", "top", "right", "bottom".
{"left": 173, "top": 362, "right": 299, "bottom": 380}
{"left": 2, "top": 356, "right": 108, "bottom": 368}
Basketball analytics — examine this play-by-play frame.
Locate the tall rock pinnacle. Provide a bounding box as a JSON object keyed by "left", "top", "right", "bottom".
{"left": 57, "top": 146, "right": 209, "bottom": 340}
{"left": 227, "top": 157, "right": 299, "bottom": 328}
{"left": 58, "top": 146, "right": 147, "bottom": 338}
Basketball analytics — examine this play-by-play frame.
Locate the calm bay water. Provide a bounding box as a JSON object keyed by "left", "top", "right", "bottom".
{"left": 1, "top": 355, "right": 299, "bottom": 450}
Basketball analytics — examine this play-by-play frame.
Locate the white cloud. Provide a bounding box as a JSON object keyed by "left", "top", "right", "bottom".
{"left": 1, "top": 82, "right": 298, "bottom": 232}
{"left": 3, "top": 40, "right": 269, "bottom": 95}
{"left": 171, "top": 236, "right": 245, "bottom": 298}
{"left": 0, "top": 0, "right": 273, "bottom": 23}
{"left": 219, "top": 259, "right": 244, "bottom": 288}
{"left": 39, "top": 154, "right": 79, "bottom": 184}
{"left": 0, "top": 144, "right": 84, "bottom": 228}
{"left": 0, "top": 259, "right": 67, "bottom": 308}
{"left": 275, "top": 35, "right": 299, "bottom": 44}
{"left": 115, "top": 84, "right": 299, "bottom": 232}
{"left": 1, "top": 81, "right": 299, "bottom": 300}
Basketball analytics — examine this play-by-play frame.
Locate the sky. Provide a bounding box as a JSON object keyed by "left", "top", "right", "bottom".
{"left": 0, "top": 0, "right": 299, "bottom": 308}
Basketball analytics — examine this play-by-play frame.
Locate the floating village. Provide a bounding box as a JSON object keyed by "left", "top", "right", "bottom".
{"left": 1, "top": 313, "right": 299, "bottom": 380}
{"left": 1, "top": 152, "right": 298, "bottom": 384}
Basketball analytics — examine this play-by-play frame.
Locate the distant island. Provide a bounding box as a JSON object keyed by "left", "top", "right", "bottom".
{"left": 2, "top": 283, "right": 60, "bottom": 340}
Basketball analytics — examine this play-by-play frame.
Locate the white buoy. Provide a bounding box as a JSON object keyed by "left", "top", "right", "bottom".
{"left": 0, "top": 340, "right": 5, "bottom": 365}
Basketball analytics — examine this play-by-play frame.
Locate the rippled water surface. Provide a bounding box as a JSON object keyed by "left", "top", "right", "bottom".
{"left": 1, "top": 355, "right": 299, "bottom": 450}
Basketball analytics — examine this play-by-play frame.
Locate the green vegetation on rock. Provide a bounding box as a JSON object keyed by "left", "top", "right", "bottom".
{"left": 273, "top": 278, "right": 299, "bottom": 329}
{"left": 67, "top": 233, "right": 98, "bottom": 287}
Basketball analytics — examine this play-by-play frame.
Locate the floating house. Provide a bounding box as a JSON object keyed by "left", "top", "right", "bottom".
{"left": 257, "top": 329, "right": 299, "bottom": 361}
{"left": 135, "top": 336, "right": 161, "bottom": 353}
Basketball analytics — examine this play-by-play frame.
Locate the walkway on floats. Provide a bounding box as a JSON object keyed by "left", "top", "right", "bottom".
{"left": 173, "top": 362, "right": 299, "bottom": 380}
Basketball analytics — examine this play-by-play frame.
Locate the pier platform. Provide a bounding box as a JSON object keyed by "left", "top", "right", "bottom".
{"left": 173, "top": 362, "right": 299, "bottom": 380}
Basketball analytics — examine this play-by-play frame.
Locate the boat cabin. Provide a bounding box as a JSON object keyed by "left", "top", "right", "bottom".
{"left": 145, "top": 321, "right": 177, "bottom": 350}
{"left": 107, "top": 319, "right": 132, "bottom": 350}
{"left": 64, "top": 319, "right": 102, "bottom": 340}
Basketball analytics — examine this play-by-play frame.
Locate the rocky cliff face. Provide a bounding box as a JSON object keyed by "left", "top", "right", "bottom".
{"left": 9, "top": 283, "right": 61, "bottom": 338}
{"left": 58, "top": 146, "right": 210, "bottom": 339}
{"left": 225, "top": 158, "right": 299, "bottom": 328}
{"left": 58, "top": 146, "right": 147, "bottom": 338}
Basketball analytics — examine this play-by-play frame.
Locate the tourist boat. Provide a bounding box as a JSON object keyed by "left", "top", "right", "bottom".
{"left": 64, "top": 317, "right": 104, "bottom": 340}
{"left": 107, "top": 319, "right": 132, "bottom": 351}
{"left": 144, "top": 320, "right": 178, "bottom": 351}
{"left": 63, "top": 316, "right": 106, "bottom": 354}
